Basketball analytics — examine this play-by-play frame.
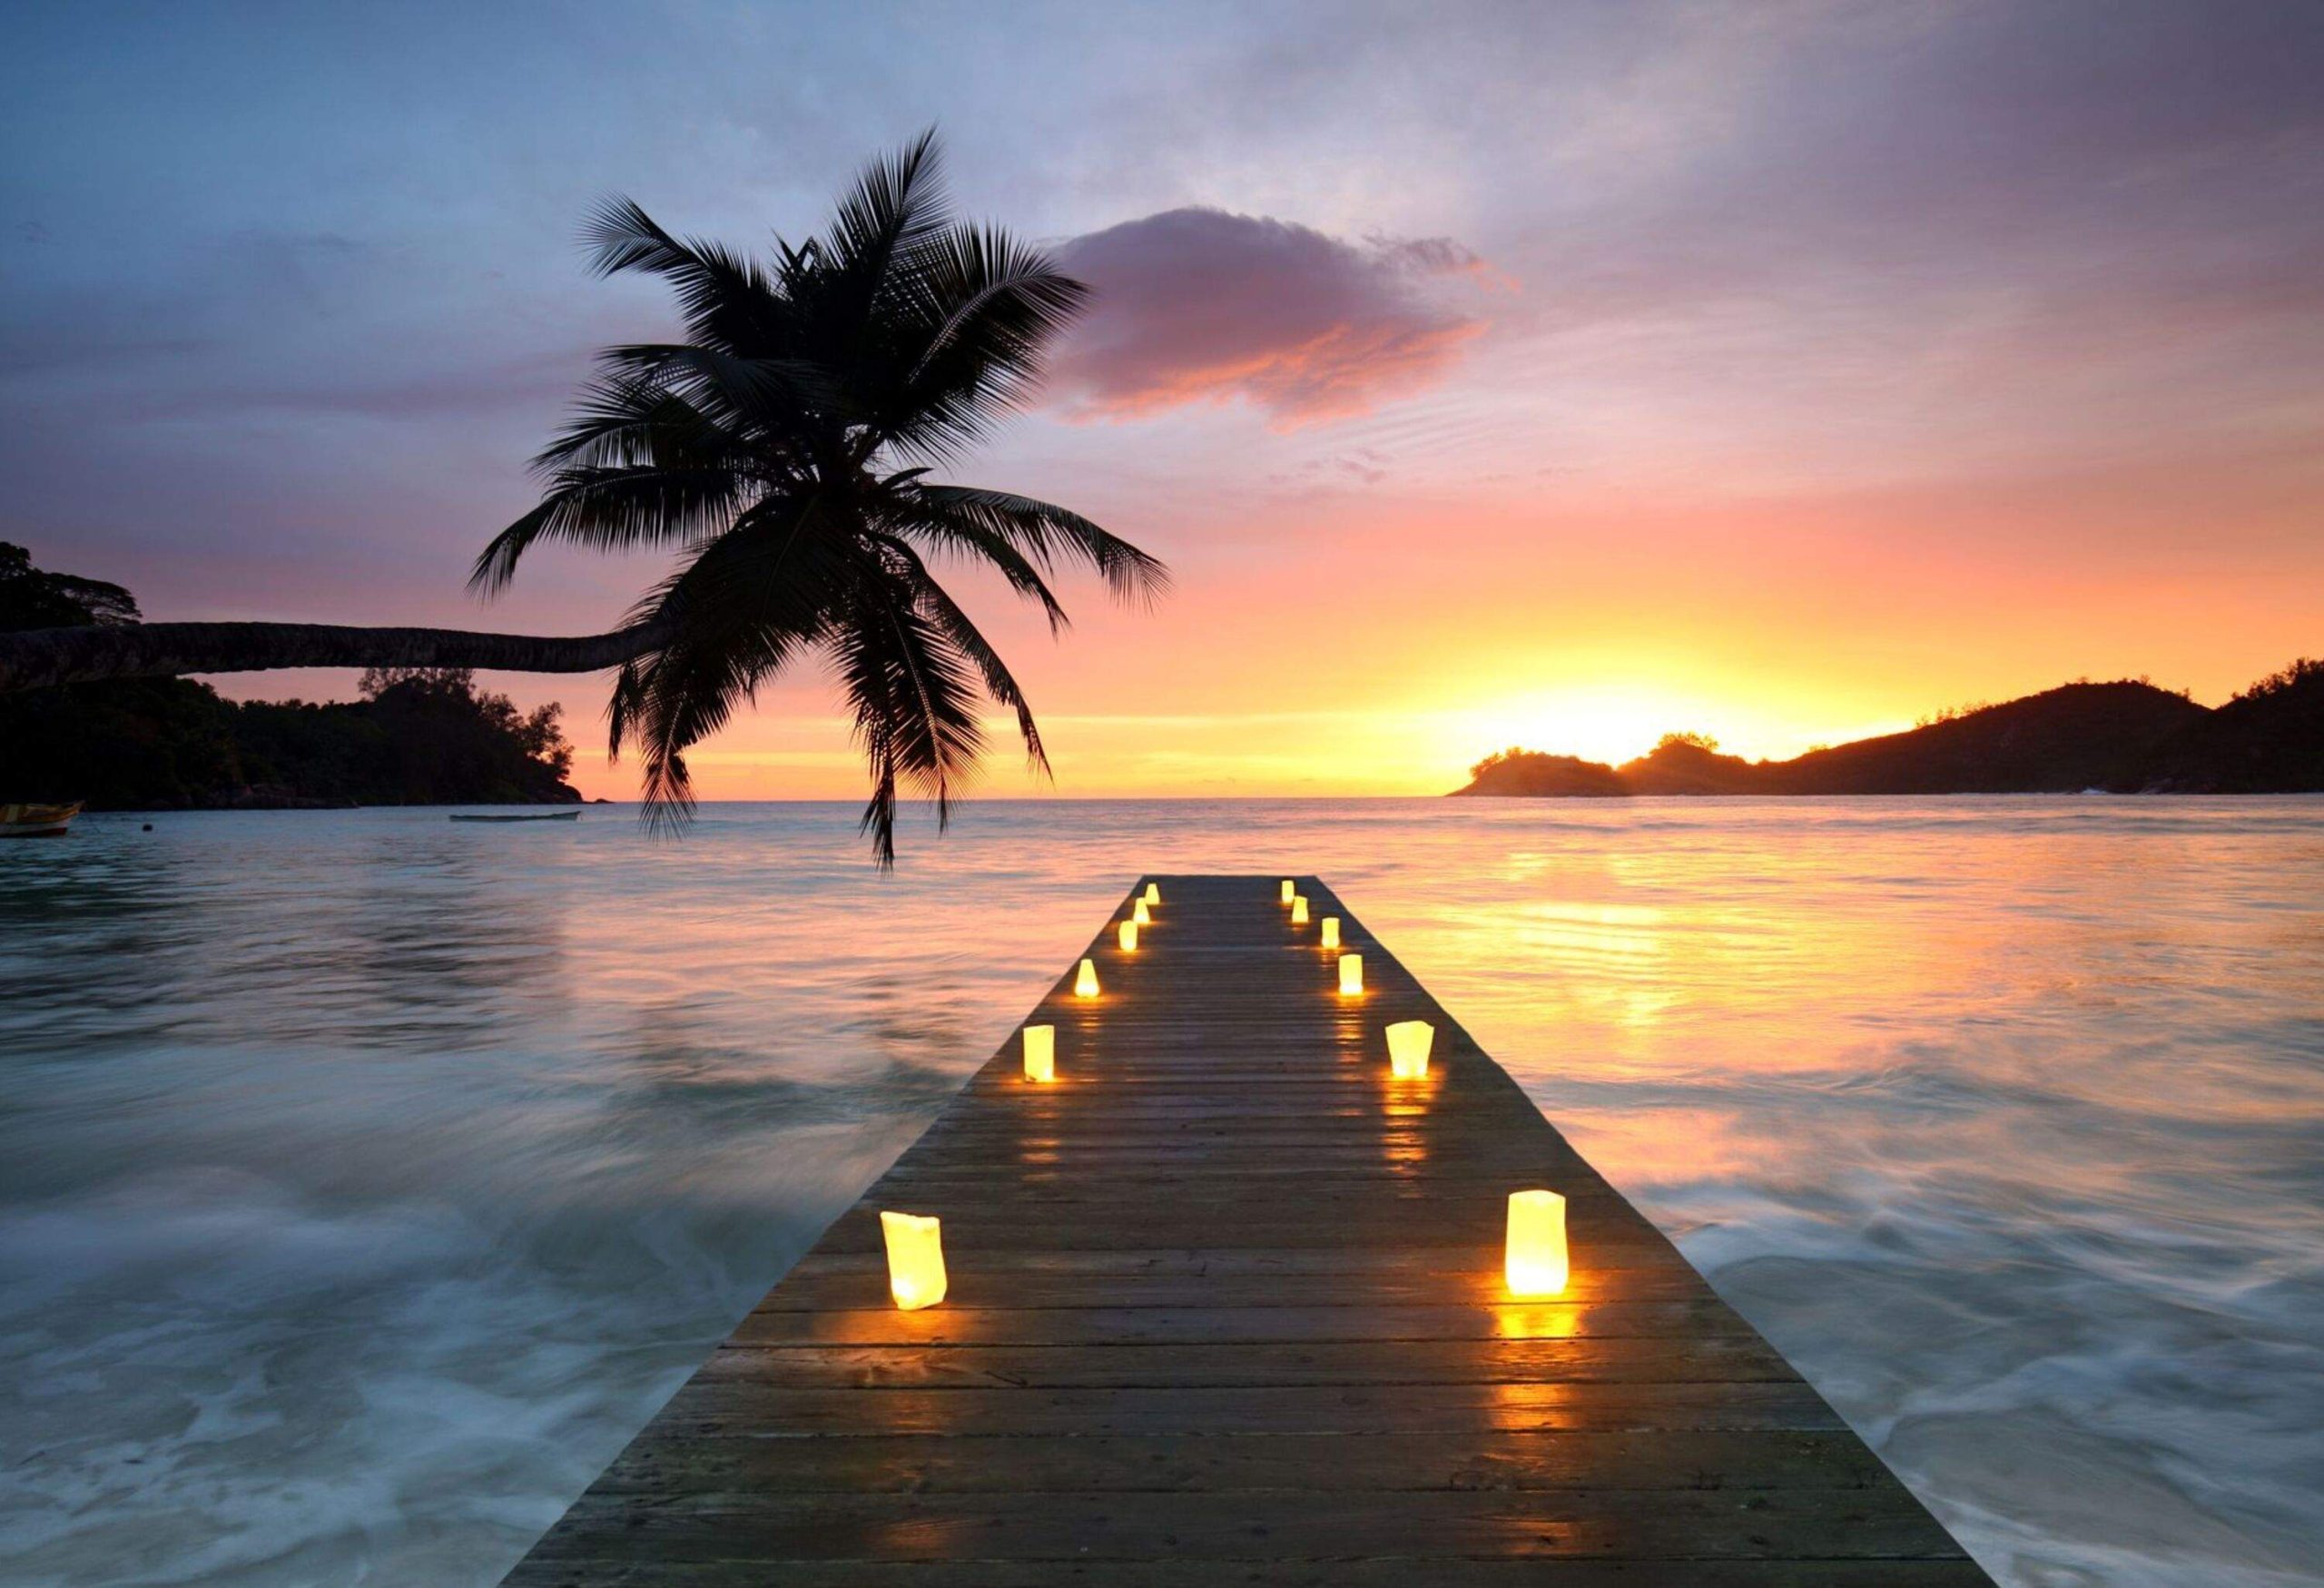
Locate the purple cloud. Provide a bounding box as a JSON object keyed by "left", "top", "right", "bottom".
{"left": 1049, "top": 209, "right": 1493, "bottom": 428}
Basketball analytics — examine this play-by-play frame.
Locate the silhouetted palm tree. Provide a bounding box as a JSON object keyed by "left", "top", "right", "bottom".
{"left": 0, "top": 132, "right": 1166, "bottom": 863}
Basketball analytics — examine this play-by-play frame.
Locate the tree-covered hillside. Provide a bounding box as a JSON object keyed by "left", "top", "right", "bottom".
{"left": 1, "top": 544, "right": 578, "bottom": 809}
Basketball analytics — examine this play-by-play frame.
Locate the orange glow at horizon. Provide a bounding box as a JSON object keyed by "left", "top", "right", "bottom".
{"left": 472, "top": 443, "right": 2319, "bottom": 807}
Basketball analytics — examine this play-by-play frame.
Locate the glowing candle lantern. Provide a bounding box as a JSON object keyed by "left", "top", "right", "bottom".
{"left": 881, "top": 1210, "right": 948, "bottom": 1309}
{"left": 1504, "top": 1189, "right": 1569, "bottom": 1298}
{"left": 1280, "top": 879, "right": 1295, "bottom": 904}
{"left": 1076, "top": 958, "right": 1100, "bottom": 998}
{"left": 1337, "top": 952, "right": 1364, "bottom": 995}
{"left": 1320, "top": 917, "right": 1341, "bottom": 949}
{"left": 1118, "top": 919, "right": 1139, "bottom": 952}
{"left": 1386, "top": 1019, "right": 1434, "bottom": 1079}
{"left": 1022, "top": 1024, "right": 1055, "bottom": 1083}
{"left": 1291, "top": 895, "right": 1310, "bottom": 925}
{"left": 1144, "top": 883, "right": 1160, "bottom": 905}
{"left": 1133, "top": 899, "right": 1152, "bottom": 927}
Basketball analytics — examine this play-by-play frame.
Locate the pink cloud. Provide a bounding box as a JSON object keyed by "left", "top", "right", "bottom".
{"left": 1049, "top": 208, "right": 1492, "bottom": 429}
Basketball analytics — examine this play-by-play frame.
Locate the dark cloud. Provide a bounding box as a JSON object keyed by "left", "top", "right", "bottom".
{"left": 1049, "top": 209, "right": 1492, "bottom": 428}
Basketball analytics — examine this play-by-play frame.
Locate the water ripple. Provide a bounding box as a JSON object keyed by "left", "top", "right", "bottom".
{"left": 2, "top": 797, "right": 2319, "bottom": 1587}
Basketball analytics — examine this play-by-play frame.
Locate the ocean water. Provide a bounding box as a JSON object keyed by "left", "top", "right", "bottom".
{"left": 1, "top": 798, "right": 2319, "bottom": 1587}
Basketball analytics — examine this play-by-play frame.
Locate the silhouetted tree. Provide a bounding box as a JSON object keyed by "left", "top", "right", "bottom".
{"left": 0, "top": 548, "right": 577, "bottom": 808}
{"left": 0, "top": 133, "right": 1166, "bottom": 862}
{"left": 0, "top": 541, "right": 140, "bottom": 631}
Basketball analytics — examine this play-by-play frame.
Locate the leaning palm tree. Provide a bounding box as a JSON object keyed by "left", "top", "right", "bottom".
{"left": 0, "top": 131, "right": 1166, "bottom": 863}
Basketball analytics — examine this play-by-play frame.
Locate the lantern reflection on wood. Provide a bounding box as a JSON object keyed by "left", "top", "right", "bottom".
{"left": 1118, "top": 920, "right": 1139, "bottom": 952}
{"left": 1076, "top": 958, "right": 1100, "bottom": 997}
{"left": 1022, "top": 1024, "right": 1055, "bottom": 1083}
{"left": 1386, "top": 1019, "right": 1433, "bottom": 1079}
{"left": 1133, "top": 900, "right": 1152, "bottom": 926}
{"left": 880, "top": 1210, "right": 948, "bottom": 1310}
{"left": 1337, "top": 953, "right": 1364, "bottom": 995}
{"left": 1291, "top": 895, "right": 1310, "bottom": 925}
{"left": 1280, "top": 879, "right": 1296, "bottom": 903}
{"left": 1504, "top": 1189, "right": 1569, "bottom": 1297}
{"left": 1320, "top": 916, "right": 1340, "bottom": 949}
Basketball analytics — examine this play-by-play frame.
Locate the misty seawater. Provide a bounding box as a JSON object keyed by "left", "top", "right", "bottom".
{"left": 1, "top": 799, "right": 2319, "bottom": 1587}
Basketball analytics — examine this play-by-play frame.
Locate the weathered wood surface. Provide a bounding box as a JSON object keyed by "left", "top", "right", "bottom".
{"left": 504, "top": 875, "right": 1988, "bottom": 1585}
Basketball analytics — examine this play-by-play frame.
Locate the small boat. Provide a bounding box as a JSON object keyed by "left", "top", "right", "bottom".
{"left": 448, "top": 811, "right": 582, "bottom": 823}
{"left": 1, "top": 801, "right": 83, "bottom": 838}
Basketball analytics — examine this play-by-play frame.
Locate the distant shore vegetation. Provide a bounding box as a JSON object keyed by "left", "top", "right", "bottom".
{"left": 1461, "top": 665, "right": 2324, "bottom": 798}
{"left": 1, "top": 543, "right": 577, "bottom": 809}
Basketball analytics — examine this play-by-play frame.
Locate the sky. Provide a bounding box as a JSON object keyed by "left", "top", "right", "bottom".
{"left": 3, "top": 0, "right": 2319, "bottom": 799}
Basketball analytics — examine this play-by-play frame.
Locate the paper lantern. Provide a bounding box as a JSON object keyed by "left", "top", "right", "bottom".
{"left": 1291, "top": 895, "right": 1310, "bottom": 925}
{"left": 1280, "top": 879, "right": 1295, "bottom": 903}
{"left": 1337, "top": 953, "right": 1364, "bottom": 995}
{"left": 1386, "top": 1019, "right": 1433, "bottom": 1079}
{"left": 881, "top": 1210, "right": 948, "bottom": 1309}
{"left": 1504, "top": 1189, "right": 1569, "bottom": 1298}
{"left": 1118, "top": 920, "right": 1139, "bottom": 952}
{"left": 1076, "top": 958, "right": 1100, "bottom": 998}
{"left": 1022, "top": 1024, "right": 1055, "bottom": 1083}
{"left": 1320, "top": 917, "right": 1341, "bottom": 949}
{"left": 1144, "top": 883, "right": 1160, "bottom": 905}
{"left": 1133, "top": 899, "right": 1152, "bottom": 926}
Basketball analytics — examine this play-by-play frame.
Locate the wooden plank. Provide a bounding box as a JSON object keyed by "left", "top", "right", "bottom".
{"left": 504, "top": 1563, "right": 1994, "bottom": 1588}
{"left": 502, "top": 875, "right": 1989, "bottom": 1585}
{"left": 654, "top": 1380, "right": 1853, "bottom": 1437}
{"left": 754, "top": 1267, "right": 1723, "bottom": 1307}
{"left": 518, "top": 1488, "right": 1962, "bottom": 1562}
{"left": 723, "top": 1302, "right": 1759, "bottom": 1346}
{"left": 586, "top": 1429, "right": 1902, "bottom": 1494}
{"left": 698, "top": 1336, "right": 1800, "bottom": 1388}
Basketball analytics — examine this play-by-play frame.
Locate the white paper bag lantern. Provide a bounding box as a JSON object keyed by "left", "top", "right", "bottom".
{"left": 1386, "top": 1020, "right": 1433, "bottom": 1079}
{"left": 881, "top": 1210, "right": 948, "bottom": 1310}
{"left": 1504, "top": 1189, "right": 1569, "bottom": 1298}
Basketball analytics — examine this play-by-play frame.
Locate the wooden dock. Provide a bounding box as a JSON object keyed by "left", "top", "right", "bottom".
{"left": 505, "top": 874, "right": 1990, "bottom": 1585}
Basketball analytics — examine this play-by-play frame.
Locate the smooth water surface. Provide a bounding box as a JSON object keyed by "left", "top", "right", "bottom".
{"left": 2, "top": 799, "right": 2319, "bottom": 1586}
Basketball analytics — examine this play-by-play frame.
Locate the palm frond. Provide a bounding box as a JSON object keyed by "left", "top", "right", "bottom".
{"left": 913, "top": 485, "right": 1169, "bottom": 607}
{"left": 529, "top": 376, "right": 740, "bottom": 474}
{"left": 483, "top": 133, "right": 1170, "bottom": 861}
{"left": 872, "top": 224, "right": 1089, "bottom": 463}
{"left": 874, "top": 494, "right": 1069, "bottom": 632}
{"left": 876, "top": 533, "right": 1049, "bottom": 777}
{"left": 593, "top": 343, "right": 842, "bottom": 444}
{"left": 581, "top": 196, "right": 789, "bottom": 355}
{"left": 821, "top": 127, "right": 950, "bottom": 300}
{"left": 607, "top": 501, "right": 848, "bottom": 826}
{"left": 470, "top": 464, "right": 746, "bottom": 595}
{"left": 823, "top": 553, "right": 986, "bottom": 866}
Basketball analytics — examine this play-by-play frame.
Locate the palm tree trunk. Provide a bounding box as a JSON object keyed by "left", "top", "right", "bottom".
{"left": 0, "top": 620, "right": 669, "bottom": 693}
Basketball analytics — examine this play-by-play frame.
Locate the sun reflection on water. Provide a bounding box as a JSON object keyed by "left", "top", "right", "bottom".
{"left": 1, "top": 798, "right": 2319, "bottom": 1587}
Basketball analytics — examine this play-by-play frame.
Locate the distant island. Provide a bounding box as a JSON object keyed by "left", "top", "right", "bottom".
{"left": 1456, "top": 665, "right": 2324, "bottom": 798}
{"left": 1, "top": 543, "right": 580, "bottom": 810}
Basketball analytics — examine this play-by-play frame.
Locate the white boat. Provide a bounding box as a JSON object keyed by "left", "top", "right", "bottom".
{"left": 0, "top": 801, "right": 82, "bottom": 838}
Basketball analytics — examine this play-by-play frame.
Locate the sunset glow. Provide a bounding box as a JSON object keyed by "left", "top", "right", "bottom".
{"left": 5, "top": 5, "right": 2319, "bottom": 803}
{"left": 7, "top": 8, "right": 2322, "bottom": 1586}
